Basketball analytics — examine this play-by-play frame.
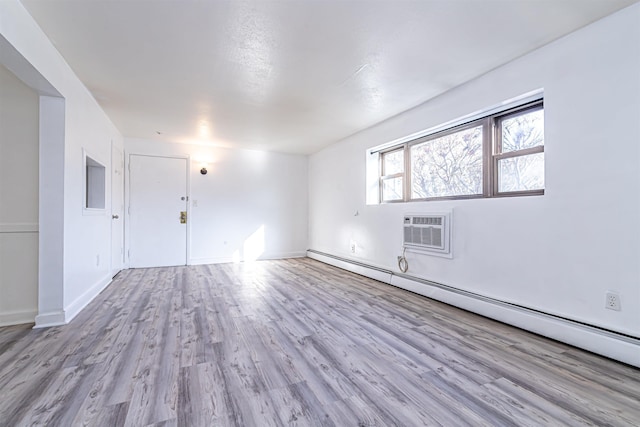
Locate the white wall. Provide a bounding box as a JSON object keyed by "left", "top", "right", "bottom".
{"left": 125, "top": 138, "right": 308, "bottom": 264}
{"left": 1, "top": 0, "right": 124, "bottom": 326}
{"left": 309, "top": 4, "right": 640, "bottom": 339}
{"left": 0, "top": 64, "right": 39, "bottom": 326}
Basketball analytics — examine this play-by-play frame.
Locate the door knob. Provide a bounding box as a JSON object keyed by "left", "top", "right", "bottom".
{"left": 112, "top": 214, "right": 119, "bottom": 219}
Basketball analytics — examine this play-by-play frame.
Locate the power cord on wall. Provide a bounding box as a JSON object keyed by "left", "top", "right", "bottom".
{"left": 397, "top": 247, "right": 409, "bottom": 273}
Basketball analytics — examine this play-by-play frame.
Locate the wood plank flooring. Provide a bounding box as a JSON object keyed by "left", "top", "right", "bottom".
{"left": 0, "top": 258, "right": 638, "bottom": 426}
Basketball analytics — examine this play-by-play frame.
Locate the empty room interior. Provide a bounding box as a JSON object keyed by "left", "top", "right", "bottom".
{"left": 1, "top": 0, "right": 640, "bottom": 425}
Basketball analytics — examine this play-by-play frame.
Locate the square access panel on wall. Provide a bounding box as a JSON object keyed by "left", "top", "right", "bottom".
{"left": 84, "top": 150, "right": 105, "bottom": 210}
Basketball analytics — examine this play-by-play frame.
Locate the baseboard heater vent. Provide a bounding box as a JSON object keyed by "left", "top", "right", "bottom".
{"left": 403, "top": 212, "right": 451, "bottom": 258}
{"left": 306, "top": 249, "right": 640, "bottom": 368}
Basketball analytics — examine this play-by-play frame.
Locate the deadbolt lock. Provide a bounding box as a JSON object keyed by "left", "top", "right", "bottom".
{"left": 180, "top": 211, "right": 187, "bottom": 224}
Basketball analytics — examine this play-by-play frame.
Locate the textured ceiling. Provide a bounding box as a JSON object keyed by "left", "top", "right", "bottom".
{"left": 21, "top": 0, "right": 638, "bottom": 154}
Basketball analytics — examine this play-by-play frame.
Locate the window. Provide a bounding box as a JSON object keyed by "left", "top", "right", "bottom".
{"left": 380, "top": 148, "right": 404, "bottom": 201}
{"left": 378, "top": 99, "right": 544, "bottom": 202}
{"left": 410, "top": 123, "right": 483, "bottom": 199}
{"left": 494, "top": 105, "right": 544, "bottom": 194}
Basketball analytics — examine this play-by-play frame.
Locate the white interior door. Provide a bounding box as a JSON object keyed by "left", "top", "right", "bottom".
{"left": 110, "top": 143, "right": 125, "bottom": 276}
{"left": 129, "top": 154, "right": 188, "bottom": 268}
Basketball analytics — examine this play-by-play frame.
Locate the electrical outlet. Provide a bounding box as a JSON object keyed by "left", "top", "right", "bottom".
{"left": 350, "top": 243, "right": 356, "bottom": 254}
{"left": 605, "top": 291, "right": 621, "bottom": 311}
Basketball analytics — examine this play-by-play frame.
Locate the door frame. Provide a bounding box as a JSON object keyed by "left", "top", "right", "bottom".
{"left": 124, "top": 152, "right": 191, "bottom": 268}
{"left": 110, "top": 140, "right": 125, "bottom": 276}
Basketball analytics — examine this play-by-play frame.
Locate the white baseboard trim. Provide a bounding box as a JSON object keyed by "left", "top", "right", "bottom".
{"left": 64, "top": 274, "right": 113, "bottom": 323}
{"left": 307, "top": 251, "right": 392, "bottom": 284}
{"left": 0, "top": 309, "right": 37, "bottom": 327}
{"left": 307, "top": 250, "right": 640, "bottom": 368}
{"left": 34, "top": 274, "right": 113, "bottom": 329}
{"left": 190, "top": 251, "right": 307, "bottom": 266}
{"left": 34, "top": 310, "right": 66, "bottom": 328}
{"left": 189, "top": 256, "right": 234, "bottom": 265}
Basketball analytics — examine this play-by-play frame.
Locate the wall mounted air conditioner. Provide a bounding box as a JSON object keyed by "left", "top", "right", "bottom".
{"left": 403, "top": 212, "right": 452, "bottom": 258}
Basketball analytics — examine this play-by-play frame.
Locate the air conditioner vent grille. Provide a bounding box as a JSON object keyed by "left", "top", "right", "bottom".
{"left": 402, "top": 212, "right": 452, "bottom": 258}
{"left": 413, "top": 216, "right": 442, "bottom": 226}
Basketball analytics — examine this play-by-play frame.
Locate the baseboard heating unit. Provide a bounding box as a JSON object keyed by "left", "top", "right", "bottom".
{"left": 306, "top": 249, "right": 640, "bottom": 368}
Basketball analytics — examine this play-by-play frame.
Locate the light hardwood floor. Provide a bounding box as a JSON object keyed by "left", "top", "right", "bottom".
{"left": 0, "top": 258, "right": 638, "bottom": 426}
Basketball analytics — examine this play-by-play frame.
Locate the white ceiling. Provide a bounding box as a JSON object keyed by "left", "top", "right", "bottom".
{"left": 21, "top": 0, "right": 637, "bottom": 154}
